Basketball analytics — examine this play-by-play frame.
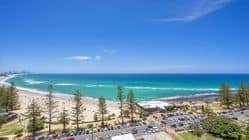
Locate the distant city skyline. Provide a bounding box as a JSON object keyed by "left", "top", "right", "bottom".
{"left": 1, "top": 0, "right": 249, "bottom": 73}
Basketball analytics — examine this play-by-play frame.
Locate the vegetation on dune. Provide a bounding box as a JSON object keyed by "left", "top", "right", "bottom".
{"left": 71, "top": 90, "right": 85, "bottom": 131}
{"left": 0, "top": 83, "right": 18, "bottom": 112}
{"left": 27, "top": 119, "right": 44, "bottom": 133}
{"left": 23, "top": 99, "right": 44, "bottom": 137}
{"left": 202, "top": 115, "right": 241, "bottom": 139}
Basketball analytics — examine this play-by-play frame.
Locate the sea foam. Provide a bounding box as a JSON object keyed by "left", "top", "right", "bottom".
{"left": 55, "top": 83, "right": 77, "bottom": 86}
{"left": 125, "top": 86, "right": 232, "bottom": 91}
{"left": 24, "top": 79, "right": 46, "bottom": 84}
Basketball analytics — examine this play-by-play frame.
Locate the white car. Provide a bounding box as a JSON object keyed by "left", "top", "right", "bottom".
{"left": 153, "top": 126, "right": 158, "bottom": 129}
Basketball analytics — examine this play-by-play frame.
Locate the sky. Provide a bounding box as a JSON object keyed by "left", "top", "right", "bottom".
{"left": 1, "top": 0, "right": 249, "bottom": 73}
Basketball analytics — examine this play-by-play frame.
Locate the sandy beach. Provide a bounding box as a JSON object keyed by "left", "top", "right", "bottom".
{"left": 0, "top": 75, "right": 220, "bottom": 120}
{"left": 0, "top": 75, "right": 120, "bottom": 122}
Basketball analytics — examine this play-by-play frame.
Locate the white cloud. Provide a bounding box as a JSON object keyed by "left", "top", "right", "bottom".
{"left": 156, "top": 0, "right": 232, "bottom": 22}
{"left": 64, "top": 55, "right": 102, "bottom": 62}
{"left": 64, "top": 56, "right": 92, "bottom": 61}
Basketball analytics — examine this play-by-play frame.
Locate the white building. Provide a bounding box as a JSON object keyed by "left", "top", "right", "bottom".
{"left": 111, "top": 134, "right": 135, "bottom": 140}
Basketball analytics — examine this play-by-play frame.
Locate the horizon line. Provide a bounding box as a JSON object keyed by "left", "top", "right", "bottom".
{"left": 18, "top": 72, "right": 249, "bottom": 75}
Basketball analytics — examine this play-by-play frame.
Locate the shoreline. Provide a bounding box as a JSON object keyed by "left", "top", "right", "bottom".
{"left": 0, "top": 74, "right": 221, "bottom": 102}
{"left": 0, "top": 74, "right": 221, "bottom": 110}
{"left": 0, "top": 74, "right": 117, "bottom": 103}
{"left": 0, "top": 75, "right": 120, "bottom": 122}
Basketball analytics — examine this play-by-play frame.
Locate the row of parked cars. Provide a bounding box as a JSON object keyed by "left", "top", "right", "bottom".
{"left": 143, "top": 125, "right": 160, "bottom": 135}
{"left": 35, "top": 121, "right": 150, "bottom": 140}
{"left": 160, "top": 112, "right": 205, "bottom": 131}
{"left": 217, "top": 106, "right": 249, "bottom": 123}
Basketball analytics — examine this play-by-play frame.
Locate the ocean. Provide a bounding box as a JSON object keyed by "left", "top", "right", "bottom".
{"left": 4, "top": 74, "right": 249, "bottom": 101}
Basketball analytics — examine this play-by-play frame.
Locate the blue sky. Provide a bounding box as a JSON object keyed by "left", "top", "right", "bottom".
{"left": 1, "top": 0, "right": 249, "bottom": 73}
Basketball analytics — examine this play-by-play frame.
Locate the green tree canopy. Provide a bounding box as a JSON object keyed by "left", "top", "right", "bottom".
{"left": 72, "top": 90, "right": 84, "bottom": 130}
{"left": 98, "top": 96, "right": 107, "bottom": 126}
{"left": 127, "top": 90, "right": 136, "bottom": 122}
{"left": 117, "top": 85, "right": 125, "bottom": 124}
{"left": 236, "top": 81, "right": 246, "bottom": 107}
{"left": 219, "top": 83, "right": 233, "bottom": 109}
{"left": 45, "top": 84, "right": 57, "bottom": 134}
{"left": 202, "top": 116, "right": 241, "bottom": 139}
{"left": 0, "top": 83, "right": 18, "bottom": 112}
{"left": 23, "top": 99, "right": 43, "bottom": 137}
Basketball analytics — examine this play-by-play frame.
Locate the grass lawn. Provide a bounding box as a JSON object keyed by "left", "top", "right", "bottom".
{"left": 180, "top": 132, "right": 223, "bottom": 140}
{"left": 0, "top": 120, "right": 24, "bottom": 136}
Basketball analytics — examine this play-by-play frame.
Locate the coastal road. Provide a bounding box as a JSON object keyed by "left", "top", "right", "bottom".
{"left": 72, "top": 125, "right": 148, "bottom": 140}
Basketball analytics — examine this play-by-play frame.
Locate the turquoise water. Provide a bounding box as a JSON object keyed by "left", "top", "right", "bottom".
{"left": 5, "top": 74, "right": 249, "bottom": 101}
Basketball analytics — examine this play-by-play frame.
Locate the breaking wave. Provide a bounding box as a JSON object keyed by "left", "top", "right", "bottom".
{"left": 55, "top": 83, "right": 77, "bottom": 86}
{"left": 24, "top": 79, "right": 46, "bottom": 84}
{"left": 125, "top": 86, "right": 236, "bottom": 91}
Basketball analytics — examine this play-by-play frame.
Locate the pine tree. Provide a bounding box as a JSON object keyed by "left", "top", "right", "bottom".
{"left": 45, "top": 84, "right": 57, "bottom": 134}
{"left": 72, "top": 90, "right": 84, "bottom": 131}
{"left": 8, "top": 82, "right": 18, "bottom": 111}
{"left": 246, "top": 84, "right": 249, "bottom": 106}
{"left": 236, "top": 81, "right": 246, "bottom": 107}
{"left": 219, "top": 83, "right": 233, "bottom": 109}
{"left": 117, "top": 85, "right": 125, "bottom": 125}
{"left": 23, "top": 99, "right": 43, "bottom": 138}
{"left": 0, "top": 82, "right": 18, "bottom": 112}
{"left": 59, "top": 108, "right": 69, "bottom": 131}
{"left": 127, "top": 90, "right": 136, "bottom": 122}
{"left": 98, "top": 96, "right": 107, "bottom": 127}
{"left": 0, "top": 87, "right": 5, "bottom": 109}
